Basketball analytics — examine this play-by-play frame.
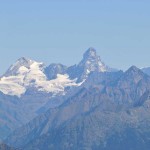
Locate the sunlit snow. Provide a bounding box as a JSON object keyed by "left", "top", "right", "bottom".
{"left": 0, "top": 60, "right": 79, "bottom": 97}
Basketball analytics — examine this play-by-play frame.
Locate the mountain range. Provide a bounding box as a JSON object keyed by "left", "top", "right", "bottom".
{"left": 1, "top": 48, "right": 150, "bottom": 150}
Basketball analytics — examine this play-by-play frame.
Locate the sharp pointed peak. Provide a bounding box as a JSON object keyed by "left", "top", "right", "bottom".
{"left": 18, "top": 57, "right": 29, "bottom": 60}
{"left": 83, "top": 47, "right": 97, "bottom": 58}
{"left": 87, "top": 47, "right": 97, "bottom": 52}
{"left": 6, "top": 57, "right": 34, "bottom": 74}
{"left": 124, "top": 65, "right": 146, "bottom": 77}
{"left": 3, "top": 57, "right": 44, "bottom": 77}
{"left": 17, "top": 57, "right": 33, "bottom": 63}
{"left": 126, "top": 65, "right": 141, "bottom": 72}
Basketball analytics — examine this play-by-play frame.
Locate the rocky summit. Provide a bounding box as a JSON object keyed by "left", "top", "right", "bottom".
{"left": 1, "top": 48, "right": 150, "bottom": 150}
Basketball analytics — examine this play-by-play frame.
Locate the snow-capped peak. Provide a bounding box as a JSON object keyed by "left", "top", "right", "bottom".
{"left": 0, "top": 58, "right": 46, "bottom": 97}
{"left": 79, "top": 47, "right": 107, "bottom": 72}
{"left": 0, "top": 58, "right": 79, "bottom": 97}
{"left": 67, "top": 47, "right": 116, "bottom": 82}
{"left": 83, "top": 47, "right": 97, "bottom": 59}
{"left": 77, "top": 47, "right": 109, "bottom": 80}
{"left": 0, "top": 47, "right": 116, "bottom": 97}
{"left": 4, "top": 57, "right": 35, "bottom": 77}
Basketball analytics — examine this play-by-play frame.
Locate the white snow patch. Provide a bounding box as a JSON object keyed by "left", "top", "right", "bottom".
{"left": 0, "top": 81, "right": 26, "bottom": 97}
{"left": 0, "top": 61, "right": 80, "bottom": 97}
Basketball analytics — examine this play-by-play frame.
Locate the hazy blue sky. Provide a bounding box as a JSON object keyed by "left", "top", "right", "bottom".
{"left": 0, "top": 0, "right": 150, "bottom": 74}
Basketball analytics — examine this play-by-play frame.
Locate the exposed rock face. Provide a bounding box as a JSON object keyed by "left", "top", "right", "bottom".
{"left": 23, "top": 108, "right": 150, "bottom": 150}
{"left": 67, "top": 47, "right": 114, "bottom": 82}
{"left": 2, "top": 48, "right": 150, "bottom": 150}
{"left": 45, "top": 63, "right": 67, "bottom": 80}
{"left": 0, "top": 143, "right": 16, "bottom": 150}
{"left": 3, "top": 57, "right": 36, "bottom": 77}
{"left": 5, "top": 68, "right": 150, "bottom": 150}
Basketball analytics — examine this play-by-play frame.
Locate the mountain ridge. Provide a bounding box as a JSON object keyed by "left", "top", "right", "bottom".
{"left": 0, "top": 47, "right": 116, "bottom": 141}
{"left": 5, "top": 65, "right": 150, "bottom": 149}
{"left": 0, "top": 47, "right": 114, "bottom": 97}
{"left": 1, "top": 48, "right": 150, "bottom": 150}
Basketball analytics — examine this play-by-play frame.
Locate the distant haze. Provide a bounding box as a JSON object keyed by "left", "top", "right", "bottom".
{"left": 0, "top": 0, "right": 150, "bottom": 74}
